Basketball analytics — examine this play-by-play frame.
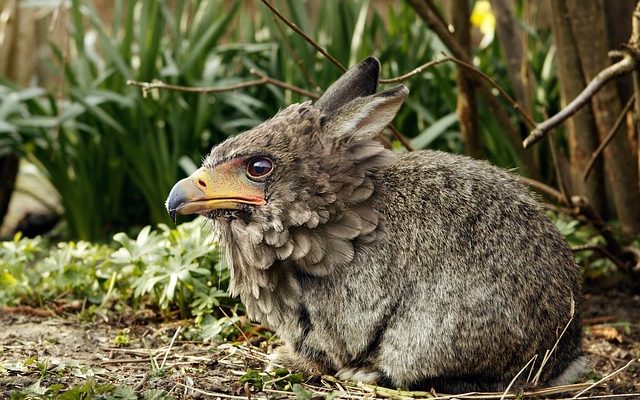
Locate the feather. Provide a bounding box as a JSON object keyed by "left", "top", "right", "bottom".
{"left": 265, "top": 227, "right": 288, "bottom": 246}
{"left": 351, "top": 205, "right": 380, "bottom": 234}
{"left": 321, "top": 238, "right": 354, "bottom": 268}
{"left": 326, "top": 211, "right": 362, "bottom": 239}
{"left": 349, "top": 178, "right": 375, "bottom": 203}
{"left": 275, "top": 240, "right": 294, "bottom": 260}
{"left": 291, "top": 232, "right": 312, "bottom": 260}
{"left": 296, "top": 233, "right": 326, "bottom": 269}
{"left": 348, "top": 142, "right": 385, "bottom": 161}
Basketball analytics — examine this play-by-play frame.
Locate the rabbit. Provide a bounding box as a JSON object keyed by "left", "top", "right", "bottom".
{"left": 166, "top": 56, "right": 585, "bottom": 392}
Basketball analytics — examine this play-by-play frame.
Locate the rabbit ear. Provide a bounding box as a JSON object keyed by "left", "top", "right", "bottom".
{"left": 324, "top": 85, "right": 409, "bottom": 143}
{"left": 314, "top": 57, "right": 380, "bottom": 113}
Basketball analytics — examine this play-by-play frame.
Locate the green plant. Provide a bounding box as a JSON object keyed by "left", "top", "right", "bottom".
{"left": 0, "top": 217, "right": 233, "bottom": 331}
{"left": 3, "top": 0, "right": 271, "bottom": 240}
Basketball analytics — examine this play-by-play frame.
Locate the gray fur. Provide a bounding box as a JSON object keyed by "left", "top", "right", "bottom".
{"left": 191, "top": 57, "right": 584, "bottom": 392}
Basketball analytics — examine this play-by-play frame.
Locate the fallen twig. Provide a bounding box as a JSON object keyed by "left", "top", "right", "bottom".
{"left": 570, "top": 359, "right": 638, "bottom": 399}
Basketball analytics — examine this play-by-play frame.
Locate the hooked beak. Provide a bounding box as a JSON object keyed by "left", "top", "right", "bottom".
{"left": 166, "top": 166, "right": 266, "bottom": 222}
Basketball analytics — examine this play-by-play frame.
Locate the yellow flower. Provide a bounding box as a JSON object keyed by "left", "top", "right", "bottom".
{"left": 471, "top": 0, "right": 495, "bottom": 48}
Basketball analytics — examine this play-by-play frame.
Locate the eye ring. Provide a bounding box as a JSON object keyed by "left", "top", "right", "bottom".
{"left": 246, "top": 157, "right": 274, "bottom": 180}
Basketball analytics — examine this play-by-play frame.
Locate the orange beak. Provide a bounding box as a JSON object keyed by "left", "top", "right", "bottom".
{"left": 166, "top": 165, "right": 266, "bottom": 222}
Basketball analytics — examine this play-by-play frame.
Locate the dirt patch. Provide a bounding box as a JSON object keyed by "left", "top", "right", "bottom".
{"left": 1, "top": 291, "right": 639, "bottom": 399}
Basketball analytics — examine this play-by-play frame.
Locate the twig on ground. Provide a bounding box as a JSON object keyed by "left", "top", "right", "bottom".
{"left": 583, "top": 96, "right": 635, "bottom": 180}
{"left": 531, "top": 297, "right": 575, "bottom": 385}
{"left": 160, "top": 326, "right": 181, "bottom": 370}
{"left": 134, "top": 371, "right": 149, "bottom": 391}
{"left": 218, "top": 307, "right": 257, "bottom": 353}
{"left": 570, "top": 358, "right": 638, "bottom": 399}
{"left": 500, "top": 355, "right": 537, "bottom": 399}
{"left": 175, "top": 383, "right": 250, "bottom": 400}
{"left": 523, "top": 54, "right": 637, "bottom": 149}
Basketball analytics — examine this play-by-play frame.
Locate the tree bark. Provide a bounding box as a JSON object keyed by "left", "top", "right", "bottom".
{"left": 447, "top": 0, "right": 483, "bottom": 159}
{"left": 567, "top": 0, "right": 640, "bottom": 235}
{"left": 548, "top": 0, "right": 606, "bottom": 217}
{"left": 490, "top": 0, "right": 534, "bottom": 116}
{"left": 605, "top": 0, "right": 636, "bottom": 102}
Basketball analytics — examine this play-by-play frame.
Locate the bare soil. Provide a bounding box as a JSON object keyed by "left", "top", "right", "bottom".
{"left": 1, "top": 290, "right": 639, "bottom": 399}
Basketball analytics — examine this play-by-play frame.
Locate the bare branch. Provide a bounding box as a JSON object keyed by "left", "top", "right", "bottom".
{"left": 388, "top": 125, "right": 414, "bottom": 151}
{"left": 406, "top": 0, "right": 540, "bottom": 178}
{"left": 445, "top": 55, "right": 536, "bottom": 128}
{"left": 271, "top": 17, "right": 317, "bottom": 88}
{"left": 257, "top": 0, "right": 346, "bottom": 73}
{"left": 583, "top": 96, "right": 635, "bottom": 181}
{"left": 126, "top": 70, "right": 319, "bottom": 99}
{"left": 571, "top": 244, "right": 626, "bottom": 271}
{"left": 519, "top": 177, "right": 567, "bottom": 205}
{"left": 249, "top": 69, "right": 319, "bottom": 98}
{"left": 379, "top": 57, "right": 452, "bottom": 84}
{"left": 127, "top": 78, "right": 269, "bottom": 95}
{"left": 523, "top": 54, "right": 636, "bottom": 149}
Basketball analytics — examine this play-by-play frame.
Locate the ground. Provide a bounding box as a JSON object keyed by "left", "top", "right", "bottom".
{"left": 1, "top": 290, "right": 639, "bottom": 400}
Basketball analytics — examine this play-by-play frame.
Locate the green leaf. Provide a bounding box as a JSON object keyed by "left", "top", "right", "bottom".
{"left": 410, "top": 112, "right": 459, "bottom": 149}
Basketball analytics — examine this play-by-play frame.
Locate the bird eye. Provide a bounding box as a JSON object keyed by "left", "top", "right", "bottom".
{"left": 246, "top": 157, "right": 273, "bottom": 180}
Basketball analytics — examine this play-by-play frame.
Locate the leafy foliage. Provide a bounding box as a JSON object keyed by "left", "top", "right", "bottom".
{"left": 0, "top": 217, "right": 233, "bottom": 333}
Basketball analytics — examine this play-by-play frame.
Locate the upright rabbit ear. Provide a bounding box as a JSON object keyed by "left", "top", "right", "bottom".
{"left": 324, "top": 85, "right": 409, "bottom": 143}
{"left": 314, "top": 57, "right": 380, "bottom": 113}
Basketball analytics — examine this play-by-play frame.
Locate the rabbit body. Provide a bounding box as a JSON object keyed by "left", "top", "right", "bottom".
{"left": 269, "top": 150, "right": 583, "bottom": 392}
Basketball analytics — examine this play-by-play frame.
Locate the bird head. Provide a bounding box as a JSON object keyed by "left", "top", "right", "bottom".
{"left": 166, "top": 57, "right": 408, "bottom": 286}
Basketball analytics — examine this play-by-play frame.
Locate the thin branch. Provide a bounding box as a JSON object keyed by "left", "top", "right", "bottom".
{"left": 249, "top": 69, "right": 319, "bottom": 98}
{"left": 523, "top": 54, "right": 636, "bottom": 149}
{"left": 271, "top": 16, "right": 317, "bottom": 88}
{"left": 127, "top": 78, "right": 268, "bottom": 94}
{"left": 388, "top": 125, "right": 414, "bottom": 151}
{"left": 570, "top": 244, "right": 626, "bottom": 272}
{"left": 406, "top": 0, "right": 540, "bottom": 178}
{"left": 379, "top": 57, "right": 452, "bottom": 83}
{"left": 519, "top": 177, "right": 567, "bottom": 205}
{"left": 446, "top": 55, "right": 536, "bottom": 128}
{"left": 583, "top": 96, "right": 635, "bottom": 180}
{"left": 379, "top": 54, "right": 536, "bottom": 128}
{"left": 258, "top": 0, "right": 346, "bottom": 72}
{"left": 127, "top": 71, "right": 319, "bottom": 99}
{"left": 570, "top": 359, "right": 638, "bottom": 399}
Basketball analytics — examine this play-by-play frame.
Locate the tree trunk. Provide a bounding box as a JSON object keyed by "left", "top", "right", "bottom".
{"left": 447, "top": 0, "right": 483, "bottom": 159}
{"left": 548, "top": 0, "right": 607, "bottom": 218}
{"left": 490, "top": 0, "right": 535, "bottom": 116}
{"left": 567, "top": 0, "right": 640, "bottom": 235}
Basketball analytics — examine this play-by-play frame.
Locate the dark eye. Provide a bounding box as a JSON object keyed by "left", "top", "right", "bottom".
{"left": 246, "top": 157, "right": 273, "bottom": 179}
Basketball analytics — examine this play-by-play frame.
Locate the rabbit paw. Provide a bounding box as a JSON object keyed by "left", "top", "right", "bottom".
{"left": 337, "top": 367, "right": 380, "bottom": 384}
{"left": 267, "top": 345, "right": 325, "bottom": 375}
